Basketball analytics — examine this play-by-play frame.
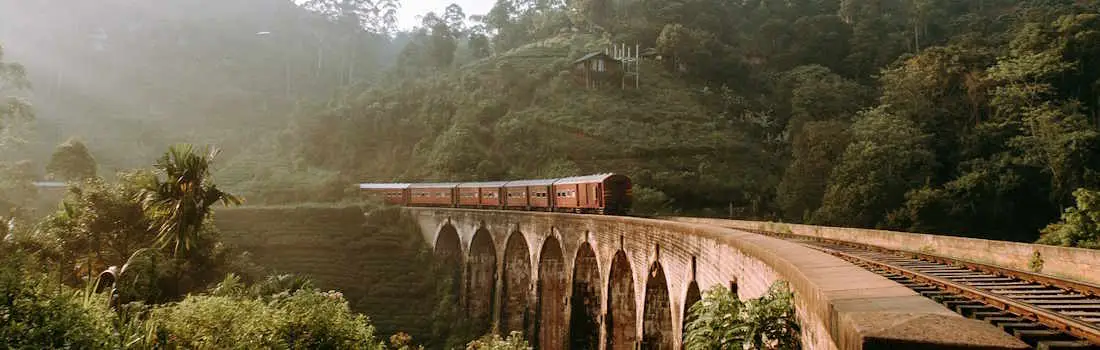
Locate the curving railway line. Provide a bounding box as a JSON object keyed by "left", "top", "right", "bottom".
{"left": 736, "top": 227, "right": 1100, "bottom": 349}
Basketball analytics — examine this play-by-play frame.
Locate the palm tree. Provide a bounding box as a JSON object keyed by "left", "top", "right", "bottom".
{"left": 139, "top": 144, "right": 241, "bottom": 258}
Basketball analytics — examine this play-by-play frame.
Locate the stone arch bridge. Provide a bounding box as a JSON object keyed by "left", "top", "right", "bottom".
{"left": 409, "top": 207, "right": 1026, "bottom": 350}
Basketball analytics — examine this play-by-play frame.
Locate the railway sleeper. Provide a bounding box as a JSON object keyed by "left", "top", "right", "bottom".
{"left": 931, "top": 295, "right": 970, "bottom": 303}
{"left": 1036, "top": 340, "right": 1099, "bottom": 350}
{"left": 999, "top": 322, "right": 1047, "bottom": 333}
{"left": 1003, "top": 294, "right": 1089, "bottom": 300}
{"left": 935, "top": 272, "right": 999, "bottom": 277}
{"left": 909, "top": 285, "right": 939, "bottom": 293}
{"left": 919, "top": 290, "right": 950, "bottom": 298}
{"left": 956, "top": 304, "right": 1001, "bottom": 318}
{"left": 1014, "top": 329, "right": 1076, "bottom": 347}
{"left": 995, "top": 289, "right": 1071, "bottom": 294}
{"left": 944, "top": 300, "right": 985, "bottom": 312}
{"left": 972, "top": 310, "right": 1015, "bottom": 320}
{"left": 985, "top": 317, "right": 1029, "bottom": 326}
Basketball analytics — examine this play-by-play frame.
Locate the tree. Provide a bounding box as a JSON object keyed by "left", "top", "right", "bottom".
{"left": 301, "top": 0, "right": 401, "bottom": 35}
{"left": 1037, "top": 188, "right": 1100, "bottom": 248}
{"left": 46, "top": 139, "right": 97, "bottom": 181}
{"left": 443, "top": 3, "right": 468, "bottom": 37}
{"left": 683, "top": 282, "right": 800, "bottom": 350}
{"left": 0, "top": 43, "right": 32, "bottom": 141}
{"left": 417, "top": 12, "right": 460, "bottom": 68}
{"left": 814, "top": 107, "right": 936, "bottom": 228}
{"left": 139, "top": 144, "right": 241, "bottom": 258}
{"left": 33, "top": 169, "right": 161, "bottom": 284}
{"left": 778, "top": 121, "right": 850, "bottom": 222}
{"left": 0, "top": 160, "right": 36, "bottom": 217}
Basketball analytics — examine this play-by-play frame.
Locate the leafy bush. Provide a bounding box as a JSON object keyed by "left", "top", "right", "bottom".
{"left": 146, "top": 280, "right": 383, "bottom": 349}
{"left": 0, "top": 251, "right": 116, "bottom": 349}
{"left": 464, "top": 332, "right": 530, "bottom": 350}
{"left": 684, "top": 281, "right": 800, "bottom": 350}
{"left": 1037, "top": 188, "right": 1100, "bottom": 249}
{"left": 631, "top": 186, "right": 673, "bottom": 216}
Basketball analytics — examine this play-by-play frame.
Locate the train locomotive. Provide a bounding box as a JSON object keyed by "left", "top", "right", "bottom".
{"left": 359, "top": 173, "right": 632, "bottom": 215}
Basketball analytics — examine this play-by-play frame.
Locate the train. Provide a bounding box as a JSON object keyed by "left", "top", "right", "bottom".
{"left": 359, "top": 173, "right": 632, "bottom": 215}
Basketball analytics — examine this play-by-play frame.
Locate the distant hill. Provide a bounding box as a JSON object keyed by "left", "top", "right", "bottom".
{"left": 225, "top": 33, "right": 777, "bottom": 212}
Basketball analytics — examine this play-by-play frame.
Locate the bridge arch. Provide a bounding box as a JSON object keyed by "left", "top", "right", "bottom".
{"left": 606, "top": 250, "right": 637, "bottom": 350}
{"left": 536, "top": 235, "right": 566, "bottom": 349}
{"left": 501, "top": 230, "right": 532, "bottom": 337}
{"left": 434, "top": 224, "right": 462, "bottom": 296}
{"left": 682, "top": 281, "right": 701, "bottom": 337}
{"left": 642, "top": 261, "right": 673, "bottom": 349}
{"left": 467, "top": 227, "right": 497, "bottom": 334}
{"left": 569, "top": 241, "right": 602, "bottom": 350}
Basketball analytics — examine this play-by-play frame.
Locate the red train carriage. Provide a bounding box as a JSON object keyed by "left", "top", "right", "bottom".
{"left": 358, "top": 183, "right": 410, "bottom": 205}
{"left": 408, "top": 183, "right": 459, "bottom": 207}
{"left": 359, "top": 173, "right": 632, "bottom": 215}
{"left": 501, "top": 182, "right": 530, "bottom": 210}
{"left": 474, "top": 181, "right": 507, "bottom": 208}
{"left": 456, "top": 183, "right": 480, "bottom": 208}
{"left": 552, "top": 174, "right": 632, "bottom": 215}
{"left": 456, "top": 182, "right": 508, "bottom": 208}
{"left": 505, "top": 178, "right": 555, "bottom": 211}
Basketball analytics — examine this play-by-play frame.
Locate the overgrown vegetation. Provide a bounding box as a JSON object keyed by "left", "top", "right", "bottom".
{"left": 463, "top": 332, "right": 531, "bottom": 350}
{"left": 252, "top": 0, "right": 1100, "bottom": 248}
{"left": 1038, "top": 188, "right": 1100, "bottom": 249}
{"left": 684, "top": 282, "right": 801, "bottom": 350}
{"left": 0, "top": 142, "right": 406, "bottom": 349}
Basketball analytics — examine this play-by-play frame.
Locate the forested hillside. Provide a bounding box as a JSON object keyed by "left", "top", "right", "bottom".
{"left": 0, "top": 0, "right": 399, "bottom": 170}
{"left": 275, "top": 0, "right": 1100, "bottom": 245}
{"left": 4, "top": 0, "right": 1100, "bottom": 245}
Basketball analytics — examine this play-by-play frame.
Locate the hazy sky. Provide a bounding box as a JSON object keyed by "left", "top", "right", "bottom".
{"left": 398, "top": 0, "right": 493, "bottom": 29}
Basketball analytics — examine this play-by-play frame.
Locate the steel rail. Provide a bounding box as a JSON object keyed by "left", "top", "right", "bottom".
{"left": 805, "top": 242, "right": 1100, "bottom": 346}
{"left": 742, "top": 228, "right": 1100, "bottom": 298}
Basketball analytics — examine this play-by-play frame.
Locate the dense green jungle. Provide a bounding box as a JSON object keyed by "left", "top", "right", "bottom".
{"left": 3, "top": 0, "right": 1100, "bottom": 348}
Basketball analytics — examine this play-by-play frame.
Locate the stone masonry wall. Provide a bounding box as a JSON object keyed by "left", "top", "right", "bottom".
{"left": 410, "top": 208, "right": 1028, "bottom": 350}
{"left": 672, "top": 217, "right": 1100, "bottom": 286}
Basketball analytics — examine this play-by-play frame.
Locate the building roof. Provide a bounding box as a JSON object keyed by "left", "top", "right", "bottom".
{"left": 358, "top": 183, "right": 410, "bottom": 190}
{"left": 572, "top": 52, "right": 618, "bottom": 64}
{"left": 33, "top": 181, "right": 67, "bottom": 189}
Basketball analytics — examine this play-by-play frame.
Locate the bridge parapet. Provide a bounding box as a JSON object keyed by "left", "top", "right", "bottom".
{"left": 671, "top": 217, "right": 1100, "bottom": 288}
{"left": 410, "top": 208, "right": 1026, "bottom": 350}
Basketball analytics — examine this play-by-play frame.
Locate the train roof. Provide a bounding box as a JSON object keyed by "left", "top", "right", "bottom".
{"left": 358, "top": 183, "right": 410, "bottom": 190}
{"left": 457, "top": 181, "right": 510, "bottom": 188}
{"left": 409, "top": 182, "right": 461, "bottom": 189}
{"left": 502, "top": 178, "right": 557, "bottom": 187}
{"left": 553, "top": 173, "right": 626, "bottom": 185}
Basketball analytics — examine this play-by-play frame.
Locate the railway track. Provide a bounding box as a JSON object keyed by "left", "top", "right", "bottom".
{"left": 742, "top": 228, "right": 1100, "bottom": 349}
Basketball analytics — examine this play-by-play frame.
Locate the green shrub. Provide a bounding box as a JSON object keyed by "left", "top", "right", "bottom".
{"left": 147, "top": 294, "right": 283, "bottom": 348}
{"left": 684, "top": 281, "right": 800, "bottom": 350}
{"left": 631, "top": 186, "right": 673, "bottom": 216}
{"left": 0, "top": 252, "right": 116, "bottom": 349}
{"left": 1037, "top": 188, "right": 1100, "bottom": 249}
{"left": 464, "top": 332, "right": 530, "bottom": 350}
{"left": 274, "top": 289, "right": 382, "bottom": 349}
{"left": 145, "top": 276, "right": 383, "bottom": 349}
